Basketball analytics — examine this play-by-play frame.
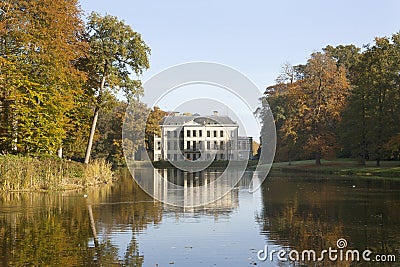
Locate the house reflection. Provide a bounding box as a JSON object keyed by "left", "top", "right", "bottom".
{"left": 133, "top": 168, "right": 255, "bottom": 212}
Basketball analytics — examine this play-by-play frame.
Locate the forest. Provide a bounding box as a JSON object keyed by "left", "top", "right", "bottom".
{"left": 259, "top": 35, "right": 400, "bottom": 166}
{"left": 1, "top": 0, "right": 399, "bottom": 172}
{"left": 0, "top": 0, "right": 159, "bottom": 167}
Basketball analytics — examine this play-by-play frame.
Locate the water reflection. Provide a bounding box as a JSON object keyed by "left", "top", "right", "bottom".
{"left": 0, "top": 170, "right": 161, "bottom": 266}
{"left": 258, "top": 174, "right": 400, "bottom": 266}
{"left": 0, "top": 170, "right": 400, "bottom": 266}
{"left": 132, "top": 167, "right": 253, "bottom": 207}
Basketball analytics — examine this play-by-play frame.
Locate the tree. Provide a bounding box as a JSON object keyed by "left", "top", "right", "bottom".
{"left": 352, "top": 36, "right": 400, "bottom": 166}
{"left": 262, "top": 64, "right": 306, "bottom": 164}
{"left": 91, "top": 98, "right": 148, "bottom": 165}
{"left": 299, "top": 53, "right": 351, "bottom": 165}
{"left": 82, "top": 12, "right": 150, "bottom": 164}
{"left": 0, "top": 0, "right": 87, "bottom": 155}
{"left": 323, "top": 44, "right": 361, "bottom": 75}
{"left": 145, "top": 107, "right": 168, "bottom": 150}
{"left": 264, "top": 53, "right": 351, "bottom": 165}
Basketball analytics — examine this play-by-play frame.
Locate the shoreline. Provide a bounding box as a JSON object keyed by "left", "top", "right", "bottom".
{"left": 266, "top": 159, "right": 400, "bottom": 179}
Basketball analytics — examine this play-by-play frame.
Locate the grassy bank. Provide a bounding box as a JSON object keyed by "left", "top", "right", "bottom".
{"left": 0, "top": 155, "right": 114, "bottom": 191}
{"left": 266, "top": 159, "right": 400, "bottom": 178}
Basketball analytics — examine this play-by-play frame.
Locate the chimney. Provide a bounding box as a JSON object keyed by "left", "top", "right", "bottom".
{"left": 213, "top": 110, "right": 219, "bottom": 116}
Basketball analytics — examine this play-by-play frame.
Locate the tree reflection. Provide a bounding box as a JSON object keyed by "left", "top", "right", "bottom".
{"left": 0, "top": 169, "right": 161, "bottom": 266}
{"left": 257, "top": 174, "right": 400, "bottom": 266}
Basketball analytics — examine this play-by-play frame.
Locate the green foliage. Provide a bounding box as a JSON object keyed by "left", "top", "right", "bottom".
{"left": 340, "top": 34, "right": 400, "bottom": 165}
{"left": 122, "top": 99, "right": 149, "bottom": 161}
{"left": 81, "top": 12, "right": 150, "bottom": 163}
{"left": 0, "top": 0, "right": 87, "bottom": 155}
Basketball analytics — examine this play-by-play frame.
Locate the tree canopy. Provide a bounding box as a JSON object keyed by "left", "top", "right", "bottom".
{"left": 262, "top": 32, "right": 400, "bottom": 165}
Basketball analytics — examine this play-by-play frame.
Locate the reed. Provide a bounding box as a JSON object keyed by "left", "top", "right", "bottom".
{"left": 0, "top": 155, "right": 114, "bottom": 191}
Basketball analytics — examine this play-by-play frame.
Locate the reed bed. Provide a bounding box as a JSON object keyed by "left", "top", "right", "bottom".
{"left": 0, "top": 155, "right": 114, "bottom": 191}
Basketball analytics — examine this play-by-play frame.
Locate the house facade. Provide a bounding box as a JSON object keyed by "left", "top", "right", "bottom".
{"left": 153, "top": 112, "right": 253, "bottom": 161}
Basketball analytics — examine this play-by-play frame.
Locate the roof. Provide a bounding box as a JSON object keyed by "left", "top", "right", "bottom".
{"left": 161, "top": 115, "right": 237, "bottom": 126}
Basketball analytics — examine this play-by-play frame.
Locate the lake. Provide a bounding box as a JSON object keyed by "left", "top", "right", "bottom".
{"left": 0, "top": 168, "right": 399, "bottom": 266}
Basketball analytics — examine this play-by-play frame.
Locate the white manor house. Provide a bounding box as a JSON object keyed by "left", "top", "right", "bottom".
{"left": 153, "top": 111, "right": 253, "bottom": 161}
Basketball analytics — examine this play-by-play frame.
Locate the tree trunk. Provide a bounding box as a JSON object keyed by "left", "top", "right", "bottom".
{"left": 315, "top": 153, "right": 321, "bottom": 165}
{"left": 376, "top": 158, "right": 380, "bottom": 167}
{"left": 87, "top": 204, "right": 99, "bottom": 248}
{"left": 84, "top": 74, "right": 106, "bottom": 164}
{"left": 84, "top": 107, "right": 99, "bottom": 164}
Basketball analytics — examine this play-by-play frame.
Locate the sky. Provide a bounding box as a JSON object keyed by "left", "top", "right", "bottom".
{"left": 79, "top": 0, "right": 400, "bottom": 139}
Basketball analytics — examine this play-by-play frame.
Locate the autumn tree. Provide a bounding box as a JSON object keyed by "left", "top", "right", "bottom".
{"left": 0, "top": 0, "right": 87, "bottom": 155}
{"left": 145, "top": 107, "right": 168, "bottom": 150}
{"left": 299, "top": 53, "right": 351, "bottom": 164}
{"left": 262, "top": 64, "right": 306, "bottom": 164}
{"left": 264, "top": 53, "right": 351, "bottom": 165}
{"left": 82, "top": 12, "right": 150, "bottom": 164}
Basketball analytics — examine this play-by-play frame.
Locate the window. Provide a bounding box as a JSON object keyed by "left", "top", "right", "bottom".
{"left": 220, "top": 141, "right": 224, "bottom": 150}
{"left": 193, "top": 154, "right": 197, "bottom": 160}
{"left": 220, "top": 130, "right": 224, "bottom": 137}
{"left": 213, "top": 130, "right": 217, "bottom": 137}
{"left": 193, "top": 141, "right": 197, "bottom": 151}
{"left": 207, "top": 141, "right": 210, "bottom": 149}
{"left": 220, "top": 154, "right": 225, "bottom": 160}
{"left": 187, "top": 130, "right": 190, "bottom": 137}
{"left": 214, "top": 141, "right": 217, "bottom": 149}
{"left": 174, "top": 131, "right": 178, "bottom": 138}
{"left": 187, "top": 141, "right": 190, "bottom": 149}
{"left": 231, "top": 131, "right": 235, "bottom": 138}
{"left": 241, "top": 141, "right": 247, "bottom": 150}
{"left": 167, "top": 141, "right": 171, "bottom": 150}
{"left": 193, "top": 130, "right": 196, "bottom": 137}
{"left": 167, "top": 131, "right": 171, "bottom": 138}
{"left": 174, "top": 154, "right": 177, "bottom": 161}
{"left": 199, "top": 130, "right": 202, "bottom": 137}
{"left": 199, "top": 141, "right": 203, "bottom": 149}
{"left": 207, "top": 130, "right": 210, "bottom": 137}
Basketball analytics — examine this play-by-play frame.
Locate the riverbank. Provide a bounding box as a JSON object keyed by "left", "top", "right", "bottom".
{"left": 0, "top": 155, "right": 114, "bottom": 191}
{"left": 267, "top": 159, "right": 400, "bottom": 178}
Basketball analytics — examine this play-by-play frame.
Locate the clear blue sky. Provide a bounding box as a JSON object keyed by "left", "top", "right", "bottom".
{"left": 79, "top": 0, "right": 400, "bottom": 90}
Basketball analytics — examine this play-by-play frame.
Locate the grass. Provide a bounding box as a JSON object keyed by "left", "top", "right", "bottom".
{"left": 263, "top": 159, "right": 400, "bottom": 178}
{"left": 0, "top": 155, "right": 114, "bottom": 192}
